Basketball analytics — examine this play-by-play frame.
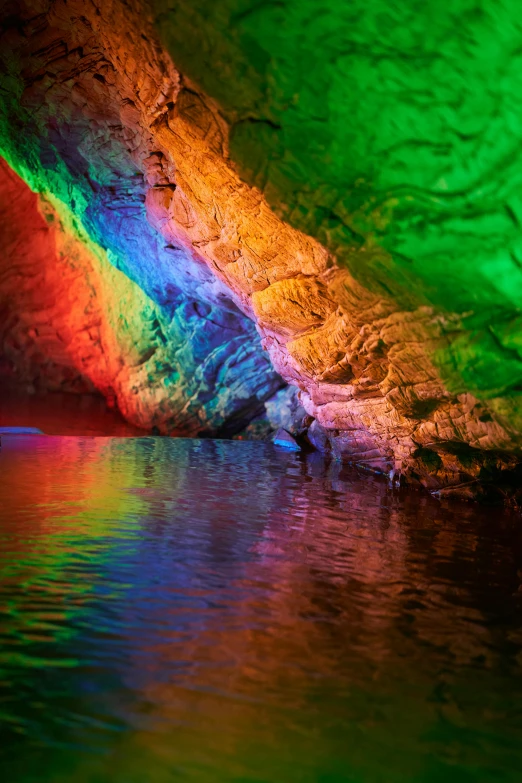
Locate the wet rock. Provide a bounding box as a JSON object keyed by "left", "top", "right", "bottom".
{"left": 0, "top": 427, "right": 44, "bottom": 435}
{"left": 273, "top": 428, "right": 301, "bottom": 452}
{"left": 264, "top": 386, "right": 310, "bottom": 436}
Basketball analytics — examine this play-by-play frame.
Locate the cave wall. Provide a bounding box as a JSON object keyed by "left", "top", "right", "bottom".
{"left": 0, "top": 160, "right": 280, "bottom": 434}
{"left": 0, "top": 0, "right": 282, "bottom": 435}
{"left": 1, "top": 0, "right": 522, "bottom": 495}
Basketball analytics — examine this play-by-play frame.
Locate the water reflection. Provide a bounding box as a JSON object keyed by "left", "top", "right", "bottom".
{"left": 0, "top": 436, "right": 521, "bottom": 782}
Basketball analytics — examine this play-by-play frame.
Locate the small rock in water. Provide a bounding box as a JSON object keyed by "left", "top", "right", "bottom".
{"left": 273, "top": 428, "right": 301, "bottom": 451}
{"left": 0, "top": 427, "right": 45, "bottom": 435}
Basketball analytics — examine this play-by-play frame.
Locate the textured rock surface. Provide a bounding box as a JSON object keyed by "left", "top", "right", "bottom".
{"left": 1, "top": 0, "right": 522, "bottom": 499}
{"left": 0, "top": 160, "right": 280, "bottom": 435}
{"left": 265, "top": 387, "right": 310, "bottom": 437}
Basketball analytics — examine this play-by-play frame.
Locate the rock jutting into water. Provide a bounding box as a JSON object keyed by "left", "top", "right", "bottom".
{"left": 1, "top": 0, "right": 522, "bottom": 502}
{"left": 272, "top": 428, "right": 301, "bottom": 452}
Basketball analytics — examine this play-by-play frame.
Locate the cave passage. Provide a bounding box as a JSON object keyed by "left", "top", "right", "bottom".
{"left": 1, "top": 2, "right": 522, "bottom": 779}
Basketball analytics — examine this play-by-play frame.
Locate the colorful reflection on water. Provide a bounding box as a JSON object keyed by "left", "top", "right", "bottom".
{"left": 1, "top": 436, "right": 522, "bottom": 782}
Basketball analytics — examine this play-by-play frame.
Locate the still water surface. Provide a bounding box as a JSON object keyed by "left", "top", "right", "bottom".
{"left": 1, "top": 435, "right": 522, "bottom": 782}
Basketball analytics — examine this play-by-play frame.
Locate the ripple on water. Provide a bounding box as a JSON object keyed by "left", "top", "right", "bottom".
{"left": 0, "top": 435, "right": 522, "bottom": 782}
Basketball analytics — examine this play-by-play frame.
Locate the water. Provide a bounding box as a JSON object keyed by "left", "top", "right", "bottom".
{"left": 0, "top": 389, "right": 143, "bottom": 436}
{"left": 1, "top": 435, "right": 522, "bottom": 782}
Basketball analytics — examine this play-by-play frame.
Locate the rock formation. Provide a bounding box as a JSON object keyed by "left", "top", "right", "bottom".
{"left": 1, "top": 0, "right": 522, "bottom": 501}
{"left": 0, "top": 162, "right": 280, "bottom": 434}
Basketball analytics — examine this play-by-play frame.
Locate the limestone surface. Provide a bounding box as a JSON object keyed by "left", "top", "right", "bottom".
{"left": 1, "top": 0, "right": 521, "bottom": 500}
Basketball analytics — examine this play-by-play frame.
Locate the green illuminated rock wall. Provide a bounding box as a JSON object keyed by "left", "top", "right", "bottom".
{"left": 153, "top": 0, "right": 522, "bottom": 403}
